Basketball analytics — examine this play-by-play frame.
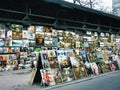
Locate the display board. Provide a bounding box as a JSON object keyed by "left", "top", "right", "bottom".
{"left": 28, "top": 26, "right": 119, "bottom": 87}
{"left": 0, "top": 23, "right": 119, "bottom": 88}
{"left": 0, "top": 23, "right": 36, "bottom": 72}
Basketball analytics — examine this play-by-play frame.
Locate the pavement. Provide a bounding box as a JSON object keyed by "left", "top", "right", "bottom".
{"left": 0, "top": 68, "right": 32, "bottom": 76}
{"left": 0, "top": 68, "right": 120, "bottom": 90}
{"left": 44, "top": 70, "right": 120, "bottom": 90}
{"left": 50, "top": 70, "right": 120, "bottom": 90}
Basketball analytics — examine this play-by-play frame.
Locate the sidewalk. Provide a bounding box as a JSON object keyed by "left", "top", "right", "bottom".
{"left": 44, "top": 70, "right": 120, "bottom": 90}
{"left": 0, "top": 69, "right": 119, "bottom": 90}
{"left": 43, "top": 70, "right": 120, "bottom": 90}
{"left": 0, "top": 68, "right": 32, "bottom": 76}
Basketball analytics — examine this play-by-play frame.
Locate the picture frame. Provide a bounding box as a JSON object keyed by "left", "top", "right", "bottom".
{"left": 11, "top": 24, "right": 23, "bottom": 32}
{"left": 0, "top": 39, "right": 5, "bottom": 46}
{"left": 40, "top": 68, "right": 56, "bottom": 87}
{"left": 22, "top": 30, "right": 28, "bottom": 39}
{"left": 12, "top": 40, "right": 22, "bottom": 46}
{"left": 0, "top": 30, "right": 5, "bottom": 38}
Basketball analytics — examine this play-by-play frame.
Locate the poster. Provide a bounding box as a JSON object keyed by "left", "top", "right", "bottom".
{"left": 57, "top": 30, "right": 63, "bottom": 36}
{"left": 0, "top": 30, "right": 5, "bottom": 38}
{"left": 45, "top": 27, "right": 52, "bottom": 33}
{"left": 41, "top": 52, "right": 50, "bottom": 68}
{"left": 58, "top": 41, "right": 64, "bottom": 48}
{"left": 64, "top": 43, "right": 71, "bottom": 48}
{"left": 90, "top": 63, "right": 99, "bottom": 75}
{"left": 36, "top": 26, "right": 44, "bottom": 32}
{"left": 61, "top": 68, "right": 75, "bottom": 82}
{"left": 70, "top": 56, "right": 80, "bottom": 67}
{"left": 40, "top": 68, "right": 56, "bottom": 87}
{"left": 47, "top": 50, "right": 56, "bottom": 57}
{"left": 12, "top": 40, "right": 22, "bottom": 46}
{"left": 65, "top": 49, "right": 74, "bottom": 57}
{"left": 36, "top": 32, "right": 44, "bottom": 39}
{"left": 96, "top": 51, "right": 104, "bottom": 61}
{"left": 51, "top": 68, "right": 62, "bottom": 84}
{"left": 74, "top": 67, "right": 87, "bottom": 79}
{"left": 75, "top": 42, "right": 80, "bottom": 48}
{"left": 22, "top": 30, "right": 28, "bottom": 39}
{"left": 49, "top": 60, "right": 59, "bottom": 69}
{"left": 12, "top": 32, "right": 22, "bottom": 40}
{"left": 22, "top": 39, "right": 29, "bottom": 47}
{"left": 29, "top": 40, "right": 36, "bottom": 46}
{"left": 0, "top": 39, "right": 5, "bottom": 46}
{"left": 11, "top": 24, "right": 22, "bottom": 32}
{"left": 28, "top": 26, "right": 35, "bottom": 33}
{"left": 5, "top": 37, "right": 12, "bottom": 46}
{"left": 44, "top": 33, "right": 52, "bottom": 40}
{"left": 52, "top": 38, "right": 58, "bottom": 46}
{"left": 52, "top": 29, "right": 57, "bottom": 37}
{"left": 87, "top": 52, "right": 98, "bottom": 62}
{"left": 44, "top": 40, "right": 52, "bottom": 47}
{"left": 58, "top": 56, "right": 71, "bottom": 69}
{"left": 0, "top": 48, "right": 3, "bottom": 53}
{"left": 56, "top": 50, "right": 66, "bottom": 57}
{"left": 7, "top": 31, "right": 12, "bottom": 38}
{"left": 28, "top": 33, "right": 35, "bottom": 39}
{"left": 36, "top": 38, "right": 44, "bottom": 46}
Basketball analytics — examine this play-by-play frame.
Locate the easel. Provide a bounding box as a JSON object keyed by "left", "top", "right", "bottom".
{"left": 28, "top": 53, "right": 43, "bottom": 85}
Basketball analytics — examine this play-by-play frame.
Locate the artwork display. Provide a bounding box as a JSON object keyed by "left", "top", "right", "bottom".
{"left": 87, "top": 52, "right": 98, "bottom": 62}
{"left": 7, "top": 31, "right": 12, "bottom": 38}
{"left": 22, "top": 30, "right": 28, "bottom": 39}
{"left": 74, "top": 66, "right": 87, "bottom": 79}
{"left": 0, "top": 30, "right": 5, "bottom": 38}
{"left": 51, "top": 68, "right": 62, "bottom": 84}
{"left": 5, "top": 37, "right": 12, "bottom": 46}
{"left": 61, "top": 68, "right": 75, "bottom": 82}
{"left": 0, "top": 24, "right": 37, "bottom": 71}
{"left": 12, "top": 40, "right": 22, "bottom": 46}
{"left": 0, "top": 23, "right": 119, "bottom": 88}
{"left": 0, "top": 39, "right": 5, "bottom": 46}
{"left": 40, "top": 68, "right": 56, "bottom": 87}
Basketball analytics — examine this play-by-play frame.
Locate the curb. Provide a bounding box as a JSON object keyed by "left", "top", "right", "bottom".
{"left": 43, "top": 70, "right": 120, "bottom": 90}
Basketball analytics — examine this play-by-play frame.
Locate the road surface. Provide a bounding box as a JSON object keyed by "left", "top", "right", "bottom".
{"left": 0, "top": 70, "right": 120, "bottom": 90}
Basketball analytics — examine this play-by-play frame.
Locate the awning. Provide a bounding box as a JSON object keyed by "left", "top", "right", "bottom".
{"left": 0, "top": 0, "right": 119, "bottom": 33}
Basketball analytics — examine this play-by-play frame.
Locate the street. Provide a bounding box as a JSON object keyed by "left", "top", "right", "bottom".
{"left": 0, "top": 71, "right": 120, "bottom": 90}
{"left": 49, "top": 71, "right": 120, "bottom": 90}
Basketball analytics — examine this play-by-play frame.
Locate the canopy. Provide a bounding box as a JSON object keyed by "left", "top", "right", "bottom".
{"left": 0, "top": 0, "right": 119, "bottom": 33}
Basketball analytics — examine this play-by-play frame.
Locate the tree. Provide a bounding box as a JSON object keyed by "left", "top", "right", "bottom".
{"left": 73, "top": 0, "right": 112, "bottom": 14}
{"left": 73, "top": 0, "right": 99, "bottom": 9}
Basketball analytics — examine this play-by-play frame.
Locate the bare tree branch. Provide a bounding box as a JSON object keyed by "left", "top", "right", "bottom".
{"left": 73, "top": 0, "right": 112, "bottom": 14}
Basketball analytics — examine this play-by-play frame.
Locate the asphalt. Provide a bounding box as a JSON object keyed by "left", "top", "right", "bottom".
{"left": 44, "top": 70, "right": 120, "bottom": 90}
{"left": 50, "top": 70, "right": 120, "bottom": 90}
{"left": 0, "top": 68, "right": 120, "bottom": 90}
{"left": 0, "top": 68, "right": 32, "bottom": 76}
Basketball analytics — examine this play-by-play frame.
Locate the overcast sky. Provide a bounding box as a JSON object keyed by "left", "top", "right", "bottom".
{"left": 64, "top": 0, "right": 112, "bottom": 10}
